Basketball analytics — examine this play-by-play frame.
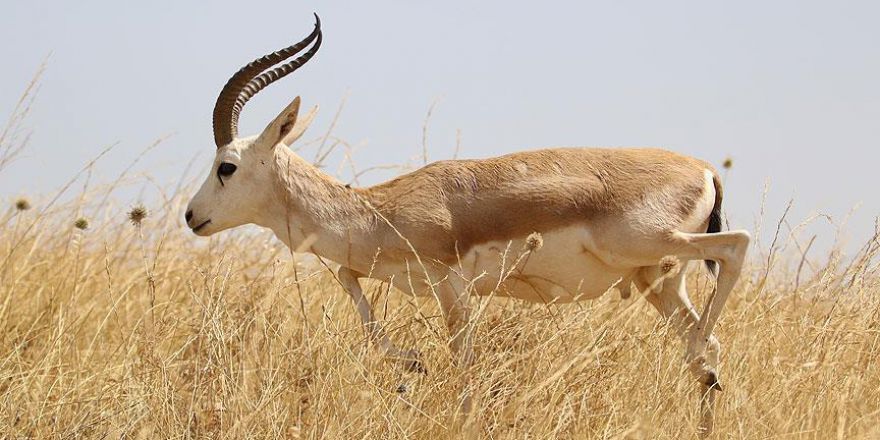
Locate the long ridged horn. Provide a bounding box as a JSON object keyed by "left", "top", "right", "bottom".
{"left": 212, "top": 14, "right": 322, "bottom": 148}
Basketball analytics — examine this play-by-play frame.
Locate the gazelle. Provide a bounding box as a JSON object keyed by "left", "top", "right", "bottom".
{"left": 185, "top": 15, "right": 750, "bottom": 434}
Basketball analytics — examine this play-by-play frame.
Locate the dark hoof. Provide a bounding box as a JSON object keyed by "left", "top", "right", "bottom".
{"left": 704, "top": 371, "right": 723, "bottom": 391}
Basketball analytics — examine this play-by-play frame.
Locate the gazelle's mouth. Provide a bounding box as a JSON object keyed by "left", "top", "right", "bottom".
{"left": 192, "top": 219, "right": 211, "bottom": 233}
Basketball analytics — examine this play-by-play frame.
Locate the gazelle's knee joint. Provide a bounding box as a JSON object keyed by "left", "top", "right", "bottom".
{"left": 721, "top": 230, "right": 751, "bottom": 268}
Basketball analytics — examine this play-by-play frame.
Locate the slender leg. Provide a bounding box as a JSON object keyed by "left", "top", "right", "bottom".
{"left": 435, "top": 275, "right": 475, "bottom": 413}
{"left": 636, "top": 229, "right": 748, "bottom": 437}
{"left": 435, "top": 277, "right": 474, "bottom": 367}
{"left": 637, "top": 265, "right": 721, "bottom": 380}
{"left": 637, "top": 265, "right": 720, "bottom": 437}
{"left": 670, "top": 231, "right": 749, "bottom": 368}
{"left": 338, "top": 266, "right": 423, "bottom": 372}
{"left": 679, "top": 230, "right": 749, "bottom": 438}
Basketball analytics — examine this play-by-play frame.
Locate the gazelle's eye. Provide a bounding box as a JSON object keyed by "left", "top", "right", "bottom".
{"left": 218, "top": 162, "right": 237, "bottom": 177}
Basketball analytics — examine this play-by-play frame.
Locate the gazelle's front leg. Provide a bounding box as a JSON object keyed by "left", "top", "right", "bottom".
{"left": 435, "top": 277, "right": 474, "bottom": 367}
{"left": 435, "top": 276, "right": 475, "bottom": 413}
{"left": 337, "top": 267, "right": 423, "bottom": 372}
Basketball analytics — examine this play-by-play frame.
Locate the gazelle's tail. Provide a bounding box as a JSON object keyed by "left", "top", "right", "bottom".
{"left": 705, "top": 173, "right": 723, "bottom": 276}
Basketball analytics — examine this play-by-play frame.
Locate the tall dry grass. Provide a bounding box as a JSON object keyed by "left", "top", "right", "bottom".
{"left": 1, "top": 79, "right": 879, "bottom": 439}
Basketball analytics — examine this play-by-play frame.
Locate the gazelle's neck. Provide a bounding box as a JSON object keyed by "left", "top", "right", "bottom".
{"left": 260, "top": 147, "right": 379, "bottom": 269}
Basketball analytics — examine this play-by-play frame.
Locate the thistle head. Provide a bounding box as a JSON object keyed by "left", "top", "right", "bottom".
{"left": 74, "top": 218, "right": 89, "bottom": 230}
{"left": 127, "top": 205, "right": 148, "bottom": 227}
{"left": 659, "top": 255, "right": 681, "bottom": 277}
{"left": 722, "top": 157, "right": 733, "bottom": 170}
{"left": 14, "top": 198, "right": 31, "bottom": 211}
{"left": 524, "top": 232, "right": 544, "bottom": 252}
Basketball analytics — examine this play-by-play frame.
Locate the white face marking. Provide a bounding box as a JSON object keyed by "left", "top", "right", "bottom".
{"left": 219, "top": 149, "right": 242, "bottom": 164}
{"left": 185, "top": 136, "right": 276, "bottom": 236}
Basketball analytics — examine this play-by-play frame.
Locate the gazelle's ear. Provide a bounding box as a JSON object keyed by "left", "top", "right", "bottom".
{"left": 281, "top": 105, "right": 318, "bottom": 146}
{"left": 257, "top": 96, "right": 301, "bottom": 148}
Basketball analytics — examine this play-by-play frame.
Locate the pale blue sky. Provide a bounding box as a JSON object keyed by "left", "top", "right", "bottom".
{"left": 2, "top": 1, "right": 878, "bottom": 251}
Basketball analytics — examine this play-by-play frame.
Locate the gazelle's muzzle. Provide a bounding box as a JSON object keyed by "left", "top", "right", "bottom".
{"left": 184, "top": 207, "right": 212, "bottom": 234}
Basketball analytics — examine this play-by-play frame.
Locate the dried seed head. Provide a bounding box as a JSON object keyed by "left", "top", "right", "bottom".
{"left": 659, "top": 255, "right": 681, "bottom": 276}
{"left": 74, "top": 218, "right": 89, "bottom": 230}
{"left": 14, "top": 198, "right": 31, "bottom": 211}
{"left": 127, "top": 205, "right": 148, "bottom": 226}
{"left": 722, "top": 157, "right": 733, "bottom": 170}
{"left": 524, "top": 232, "right": 544, "bottom": 252}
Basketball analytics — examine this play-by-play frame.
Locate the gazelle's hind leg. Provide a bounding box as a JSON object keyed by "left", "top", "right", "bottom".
{"left": 636, "top": 264, "right": 721, "bottom": 382}
{"left": 630, "top": 230, "right": 749, "bottom": 378}
{"left": 636, "top": 264, "right": 720, "bottom": 436}
{"left": 636, "top": 228, "right": 749, "bottom": 436}
{"left": 669, "top": 230, "right": 750, "bottom": 372}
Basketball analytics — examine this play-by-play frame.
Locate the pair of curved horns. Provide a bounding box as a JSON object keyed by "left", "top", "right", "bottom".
{"left": 212, "top": 13, "right": 323, "bottom": 148}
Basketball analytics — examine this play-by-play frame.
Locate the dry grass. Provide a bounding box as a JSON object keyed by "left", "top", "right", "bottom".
{"left": 2, "top": 81, "right": 880, "bottom": 439}
{"left": 2, "top": 190, "right": 879, "bottom": 440}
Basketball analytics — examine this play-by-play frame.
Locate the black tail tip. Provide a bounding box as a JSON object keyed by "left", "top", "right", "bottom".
{"left": 705, "top": 259, "right": 719, "bottom": 277}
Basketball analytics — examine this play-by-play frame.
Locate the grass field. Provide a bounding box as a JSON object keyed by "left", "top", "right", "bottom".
{"left": 2, "top": 81, "right": 879, "bottom": 439}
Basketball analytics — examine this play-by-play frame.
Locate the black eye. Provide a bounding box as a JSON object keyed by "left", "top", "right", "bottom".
{"left": 218, "top": 162, "right": 237, "bottom": 177}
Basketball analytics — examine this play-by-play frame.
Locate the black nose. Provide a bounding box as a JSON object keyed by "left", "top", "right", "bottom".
{"left": 185, "top": 210, "right": 193, "bottom": 223}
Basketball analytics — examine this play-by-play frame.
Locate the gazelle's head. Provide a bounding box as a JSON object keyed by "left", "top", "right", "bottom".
{"left": 186, "top": 15, "right": 322, "bottom": 236}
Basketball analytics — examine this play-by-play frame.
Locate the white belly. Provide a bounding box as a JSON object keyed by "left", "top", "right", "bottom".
{"left": 460, "top": 225, "right": 635, "bottom": 303}
{"left": 376, "top": 225, "right": 637, "bottom": 303}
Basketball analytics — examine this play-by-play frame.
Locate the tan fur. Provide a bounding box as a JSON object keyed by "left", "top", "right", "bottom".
{"left": 359, "top": 147, "right": 713, "bottom": 264}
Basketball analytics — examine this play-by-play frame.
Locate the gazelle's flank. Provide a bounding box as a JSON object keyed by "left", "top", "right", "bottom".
{"left": 186, "top": 14, "right": 750, "bottom": 435}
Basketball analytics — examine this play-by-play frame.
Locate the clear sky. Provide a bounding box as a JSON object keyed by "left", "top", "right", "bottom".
{"left": 1, "top": 1, "right": 878, "bottom": 252}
